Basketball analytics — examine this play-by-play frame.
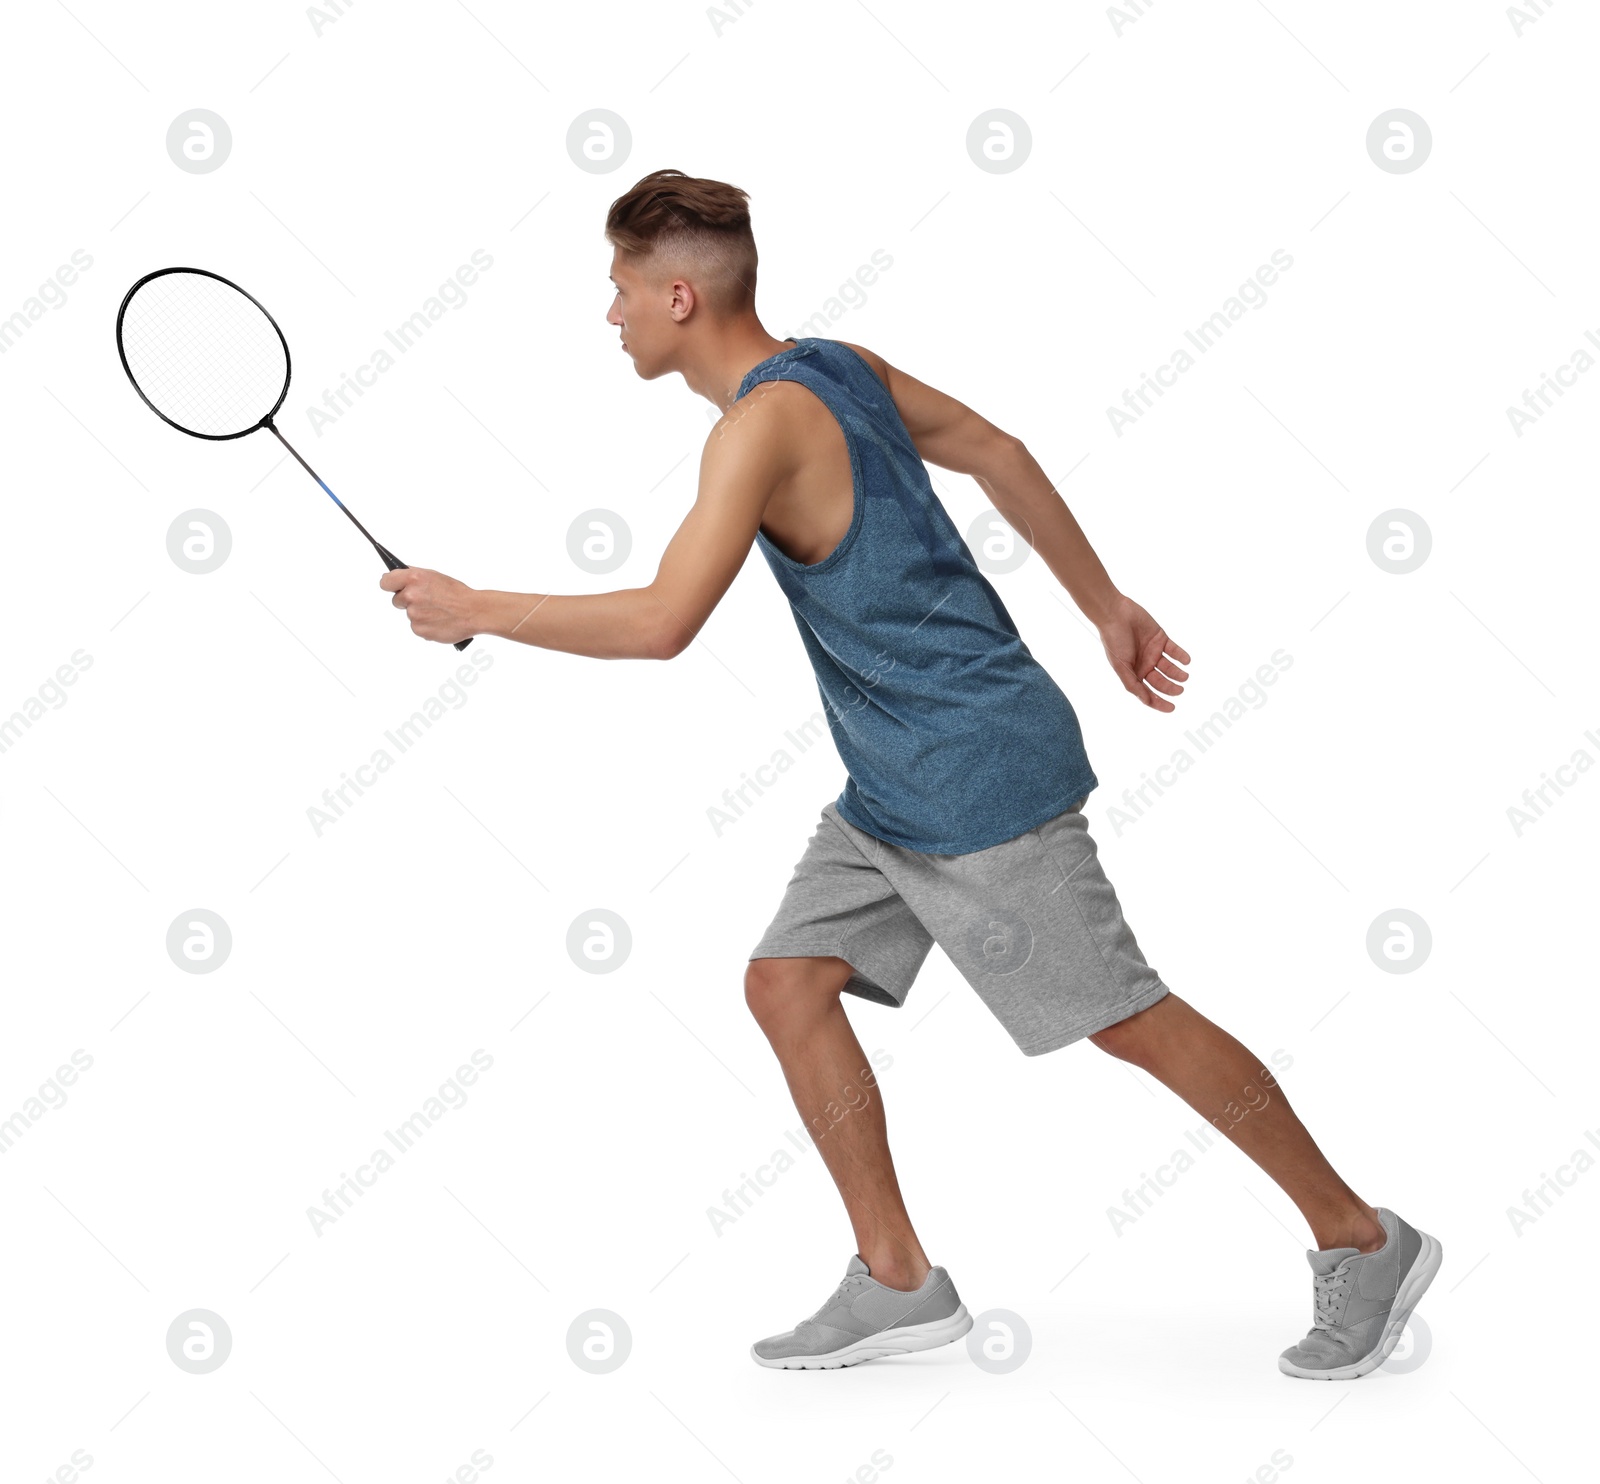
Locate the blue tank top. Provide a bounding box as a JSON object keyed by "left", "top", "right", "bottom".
{"left": 735, "top": 338, "right": 1097, "bottom": 854}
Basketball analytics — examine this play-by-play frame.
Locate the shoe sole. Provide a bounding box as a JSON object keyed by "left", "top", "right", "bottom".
{"left": 751, "top": 1304, "right": 974, "bottom": 1370}
{"left": 1278, "top": 1229, "right": 1443, "bottom": 1380}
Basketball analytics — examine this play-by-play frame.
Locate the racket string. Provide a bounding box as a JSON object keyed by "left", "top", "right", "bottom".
{"left": 120, "top": 273, "right": 288, "bottom": 437}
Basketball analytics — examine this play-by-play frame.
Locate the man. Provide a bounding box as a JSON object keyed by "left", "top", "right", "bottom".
{"left": 381, "top": 169, "right": 1441, "bottom": 1378}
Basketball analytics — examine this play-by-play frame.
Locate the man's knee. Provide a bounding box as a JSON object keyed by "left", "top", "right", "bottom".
{"left": 1088, "top": 997, "right": 1169, "bottom": 1063}
{"left": 744, "top": 956, "right": 849, "bottom": 1032}
{"left": 1088, "top": 1017, "right": 1142, "bottom": 1062}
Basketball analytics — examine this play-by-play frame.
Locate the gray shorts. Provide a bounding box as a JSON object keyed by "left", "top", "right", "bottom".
{"left": 749, "top": 798, "right": 1169, "bottom": 1057}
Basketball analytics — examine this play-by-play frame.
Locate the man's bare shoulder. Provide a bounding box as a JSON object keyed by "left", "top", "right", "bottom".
{"left": 697, "top": 382, "right": 822, "bottom": 510}
{"left": 835, "top": 340, "right": 892, "bottom": 391}
{"left": 705, "top": 377, "right": 830, "bottom": 461}
{"left": 831, "top": 341, "right": 1012, "bottom": 472}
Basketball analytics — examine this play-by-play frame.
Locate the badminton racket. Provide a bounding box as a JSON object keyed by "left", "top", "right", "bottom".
{"left": 116, "top": 266, "right": 471, "bottom": 651}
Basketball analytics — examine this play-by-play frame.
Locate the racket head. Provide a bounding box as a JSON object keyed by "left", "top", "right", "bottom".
{"left": 115, "top": 267, "right": 292, "bottom": 441}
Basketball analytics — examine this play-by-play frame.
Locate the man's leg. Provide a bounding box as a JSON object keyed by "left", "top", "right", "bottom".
{"left": 1089, "top": 992, "right": 1386, "bottom": 1252}
{"left": 744, "top": 955, "right": 932, "bottom": 1291}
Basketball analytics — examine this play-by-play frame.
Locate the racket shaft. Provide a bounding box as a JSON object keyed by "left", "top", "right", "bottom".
{"left": 265, "top": 422, "right": 391, "bottom": 556}
{"left": 264, "top": 422, "right": 471, "bottom": 651}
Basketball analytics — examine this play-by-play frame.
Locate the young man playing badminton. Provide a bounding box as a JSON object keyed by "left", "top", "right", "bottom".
{"left": 381, "top": 169, "right": 1441, "bottom": 1378}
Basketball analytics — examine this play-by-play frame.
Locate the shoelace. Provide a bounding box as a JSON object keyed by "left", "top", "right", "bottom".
{"left": 1312, "top": 1268, "right": 1352, "bottom": 1329}
{"left": 811, "top": 1274, "right": 870, "bottom": 1320}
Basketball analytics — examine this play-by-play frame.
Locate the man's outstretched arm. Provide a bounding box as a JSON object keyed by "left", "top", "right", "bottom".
{"left": 841, "top": 341, "right": 1192, "bottom": 712}
{"left": 380, "top": 404, "right": 781, "bottom": 656}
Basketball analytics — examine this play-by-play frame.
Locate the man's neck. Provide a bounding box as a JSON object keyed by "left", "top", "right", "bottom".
{"left": 683, "top": 327, "right": 798, "bottom": 412}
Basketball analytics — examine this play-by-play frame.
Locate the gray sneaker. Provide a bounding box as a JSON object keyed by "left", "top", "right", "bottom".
{"left": 751, "top": 1255, "right": 973, "bottom": 1370}
{"left": 1278, "top": 1206, "right": 1442, "bottom": 1379}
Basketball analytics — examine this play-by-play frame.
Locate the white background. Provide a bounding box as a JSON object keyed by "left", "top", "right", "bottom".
{"left": 1, "top": 2, "right": 1594, "bottom": 1481}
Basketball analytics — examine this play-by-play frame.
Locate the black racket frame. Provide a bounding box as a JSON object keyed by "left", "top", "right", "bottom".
{"left": 115, "top": 266, "right": 471, "bottom": 650}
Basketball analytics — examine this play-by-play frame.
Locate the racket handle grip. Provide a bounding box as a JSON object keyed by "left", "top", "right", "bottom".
{"left": 380, "top": 549, "right": 475, "bottom": 651}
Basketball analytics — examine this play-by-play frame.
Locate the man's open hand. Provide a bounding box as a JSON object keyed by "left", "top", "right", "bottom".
{"left": 378, "top": 567, "right": 480, "bottom": 645}
{"left": 1097, "top": 594, "right": 1190, "bottom": 712}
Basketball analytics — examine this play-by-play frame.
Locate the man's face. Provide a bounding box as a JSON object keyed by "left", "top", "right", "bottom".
{"left": 607, "top": 248, "right": 678, "bottom": 380}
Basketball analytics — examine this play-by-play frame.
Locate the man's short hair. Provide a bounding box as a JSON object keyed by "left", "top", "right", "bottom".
{"left": 605, "top": 169, "right": 758, "bottom": 317}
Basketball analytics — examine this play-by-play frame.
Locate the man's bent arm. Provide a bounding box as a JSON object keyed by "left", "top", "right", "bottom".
{"left": 470, "top": 586, "right": 675, "bottom": 660}
{"left": 969, "top": 441, "right": 1123, "bottom": 628}
{"left": 841, "top": 342, "right": 1122, "bottom": 627}
{"left": 445, "top": 404, "right": 780, "bottom": 659}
